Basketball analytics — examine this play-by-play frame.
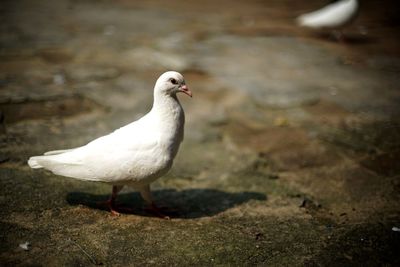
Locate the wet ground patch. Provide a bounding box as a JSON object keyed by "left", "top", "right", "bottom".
{"left": 1, "top": 94, "right": 105, "bottom": 123}
{"left": 320, "top": 120, "right": 400, "bottom": 176}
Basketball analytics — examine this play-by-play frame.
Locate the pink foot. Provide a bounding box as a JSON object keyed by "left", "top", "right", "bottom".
{"left": 110, "top": 208, "right": 121, "bottom": 217}
{"left": 145, "top": 203, "right": 171, "bottom": 219}
{"left": 97, "top": 199, "right": 121, "bottom": 216}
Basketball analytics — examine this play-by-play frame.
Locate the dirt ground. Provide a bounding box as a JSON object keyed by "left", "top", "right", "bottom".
{"left": 1, "top": 0, "right": 400, "bottom": 266}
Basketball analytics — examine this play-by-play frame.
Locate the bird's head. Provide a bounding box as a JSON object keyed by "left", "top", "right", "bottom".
{"left": 155, "top": 71, "right": 192, "bottom": 98}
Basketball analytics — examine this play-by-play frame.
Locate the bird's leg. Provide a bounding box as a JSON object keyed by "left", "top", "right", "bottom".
{"left": 139, "top": 184, "right": 170, "bottom": 219}
{"left": 332, "top": 30, "right": 345, "bottom": 43}
{"left": 99, "top": 185, "right": 123, "bottom": 216}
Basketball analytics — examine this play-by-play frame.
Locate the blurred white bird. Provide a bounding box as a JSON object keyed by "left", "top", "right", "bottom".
{"left": 28, "top": 71, "right": 192, "bottom": 218}
{"left": 297, "top": 0, "right": 359, "bottom": 40}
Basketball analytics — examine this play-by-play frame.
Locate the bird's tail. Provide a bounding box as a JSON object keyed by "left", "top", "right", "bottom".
{"left": 27, "top": 153, "right": 98, "bottom": 182}
{"left": 28, "top": 147, "right": 77, "bottom": 169}
{"left": 27, "top": 156, "right": 44, "bottom": 169}
{"left": 296, "top": 15, "right": 307, "bottom": 26}
{"left": 44, "top": 148, "right": 75, "bottom": 156}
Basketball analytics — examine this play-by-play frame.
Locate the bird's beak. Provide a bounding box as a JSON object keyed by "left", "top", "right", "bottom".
{"left": 180, "top": 85, "right": 192, "bottom": 97}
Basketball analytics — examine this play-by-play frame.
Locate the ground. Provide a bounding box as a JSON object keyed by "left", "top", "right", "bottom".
{"left": 1, "top": 0, "right": 400, "bottom": 266}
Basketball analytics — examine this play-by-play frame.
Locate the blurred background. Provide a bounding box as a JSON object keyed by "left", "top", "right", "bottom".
{"left": 1, "top": 0, "right": 400, "bottom": 265}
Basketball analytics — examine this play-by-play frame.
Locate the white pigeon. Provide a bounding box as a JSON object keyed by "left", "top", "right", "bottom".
{"left": 297, "top": 0, "right": 359, "bottom": 37}
{"left": 28, "top": 71, "right": 192, "bottom": 218}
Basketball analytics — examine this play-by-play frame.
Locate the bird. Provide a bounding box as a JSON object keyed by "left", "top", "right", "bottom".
{"left": 28, "top": 71, "right": 192, "bottom": 218}
{"left": 296, "top": 0, "right": 359, "bottom": 41}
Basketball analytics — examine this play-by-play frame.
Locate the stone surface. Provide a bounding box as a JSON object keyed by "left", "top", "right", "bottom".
{"left": 1, "top": 0, "right": 400, "bottom": 266}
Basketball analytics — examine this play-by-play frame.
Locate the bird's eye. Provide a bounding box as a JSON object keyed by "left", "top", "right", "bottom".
{"left": 170, "top": 78, "right": 177, "bottom": 85}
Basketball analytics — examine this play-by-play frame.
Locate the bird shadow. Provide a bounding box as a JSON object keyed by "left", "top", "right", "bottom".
{"left": 313, "top": 32, "right": 377, "bottom": 45}
{"left": 66, "top": 188, "right": 266, "bottom": 219}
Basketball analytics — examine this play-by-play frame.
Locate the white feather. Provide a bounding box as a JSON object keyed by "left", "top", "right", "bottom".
{"left": 43, "top": 148, "right": 77, "bottom": 156}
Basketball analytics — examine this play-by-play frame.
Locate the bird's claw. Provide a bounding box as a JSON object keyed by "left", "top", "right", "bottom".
{"left": 110, "top": 209, "right": 121, "bottom": 216}
{"left": 145, "top": 203, "right": 171, "bottom": 219}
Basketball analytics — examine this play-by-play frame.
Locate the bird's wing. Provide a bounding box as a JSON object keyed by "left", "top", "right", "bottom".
{"left": 28, "top": 116, "right": 160, "bottom": 182}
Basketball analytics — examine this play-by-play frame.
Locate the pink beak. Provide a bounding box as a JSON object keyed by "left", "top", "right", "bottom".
{"left": 180, "top": 85, "right": 193, "bottom": 97}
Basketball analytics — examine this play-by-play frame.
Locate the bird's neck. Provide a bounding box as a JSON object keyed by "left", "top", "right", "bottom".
{"left": 151, "top": 92, "right": 184, "bottom": 126}
{"left": 151, "top": 92, "right": 185, "bottom": 157}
